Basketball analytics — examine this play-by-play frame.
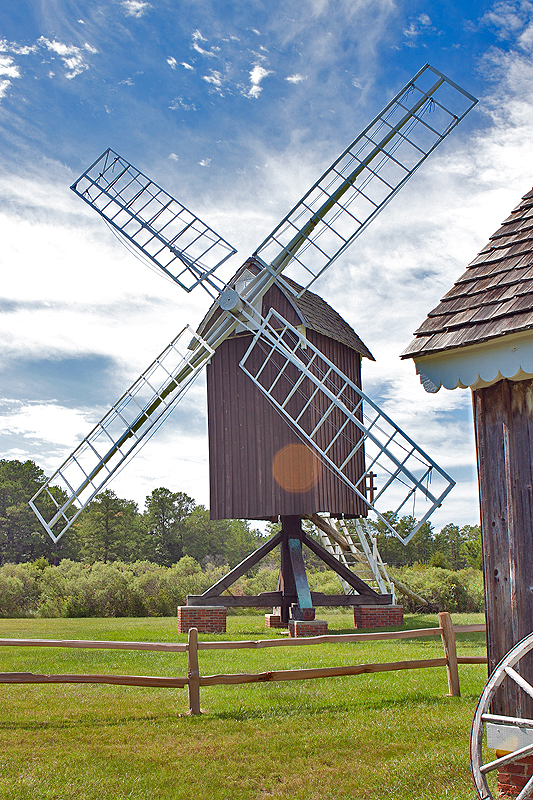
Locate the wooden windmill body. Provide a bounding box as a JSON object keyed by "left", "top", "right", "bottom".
{"left": 403, "top": 188, "right": 533, "bottom": 721}
{"left": 200, "top": 260, "right": 373, "bottom": 521}
{"left": 194, "top": 259, "right": 389, "bottom": 623}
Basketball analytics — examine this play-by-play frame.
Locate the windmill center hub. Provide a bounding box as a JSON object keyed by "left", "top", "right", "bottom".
{"left": 218, "top": 288, "right": 242, "bottom": 312}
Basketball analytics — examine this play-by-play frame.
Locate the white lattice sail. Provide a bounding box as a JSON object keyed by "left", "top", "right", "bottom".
{"left": 30, "top": 328, "right": 214, "bottom": 543}
{"left": 240, "top": 309, "right": 455, "bottom": 543}
{"left": 254, "top": 64, "right": 477, "bottom": 293}
{"left": 71, "top": 149, "right": 237, "bottom": 294}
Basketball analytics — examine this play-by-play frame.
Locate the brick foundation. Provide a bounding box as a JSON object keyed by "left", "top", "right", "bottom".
{"left": 177, "top": 606, "right": 226, "bottom": 634}
{"left": 265, "top": 614, "right": 285, "bottom": 628}
{"left": 353, "top": 605, "right": 404, "bottom": 629}
{"left": 497, "top": 755, "right": 533, "bottom": 797}
{"left": 288, "top": 619, "right": 328, "bottom": 637}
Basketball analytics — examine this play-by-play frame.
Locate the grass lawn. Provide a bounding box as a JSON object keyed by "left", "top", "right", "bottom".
{"left": 0, "top": 612, "right": 487, "bottom": 800}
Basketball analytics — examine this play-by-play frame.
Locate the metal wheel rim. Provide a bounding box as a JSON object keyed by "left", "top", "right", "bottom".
{"left": 471, "top": 632, "right": 533, "bottom": 800}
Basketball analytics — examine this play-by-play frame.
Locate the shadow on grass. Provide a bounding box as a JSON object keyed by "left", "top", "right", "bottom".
{"left": 0, "top": 686, "right": 483, "bottom": 729}
{"left": 210, "top": 690, "right": 481, "bottom": 721}
{"left": 0, "top": 709, "right": 181, "bottom": 731}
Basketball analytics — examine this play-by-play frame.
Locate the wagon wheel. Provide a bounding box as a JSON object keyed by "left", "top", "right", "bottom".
{"left": 471, "top": 632, "right": 533, "bottom": 800}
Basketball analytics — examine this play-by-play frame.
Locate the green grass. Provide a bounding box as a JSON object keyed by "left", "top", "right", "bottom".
{"left": 0, "top": 613, "right": 486, "bottom": 800}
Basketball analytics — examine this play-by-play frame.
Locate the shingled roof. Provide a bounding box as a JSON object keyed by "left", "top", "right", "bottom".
{"left": 197, "top": 259, "right": 374, "bottom": 361}
{"left": 402, "top": 188, "right": 533, "bottom": 359}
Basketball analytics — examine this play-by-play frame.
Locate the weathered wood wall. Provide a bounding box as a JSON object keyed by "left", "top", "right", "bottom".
{"left": 206, "top": 283, "right": 367, "bottom": 520}
{"left": 473, "top": 378, "right": 533, "bottom": 717}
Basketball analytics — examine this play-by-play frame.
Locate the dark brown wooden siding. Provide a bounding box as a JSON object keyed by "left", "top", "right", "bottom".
{"left": 207, "top": 315, "right": 367, "bottom": 520}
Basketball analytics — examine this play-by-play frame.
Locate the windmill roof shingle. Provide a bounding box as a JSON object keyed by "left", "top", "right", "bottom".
{"left": 402, "top": 187, "right": 533, "bottom": 359}
{"left": 197, "top": 259, "right": 374, "bottom": 361}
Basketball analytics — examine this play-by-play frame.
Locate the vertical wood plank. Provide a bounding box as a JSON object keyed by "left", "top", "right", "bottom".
{"left": 473, "top": 379, "right": 533, "bottom": 718}
{"left": 438, "top": 611, "right": 460, "bottom": 697}
{"left": 187, "top": 627, "right": 201, "bottom": 715}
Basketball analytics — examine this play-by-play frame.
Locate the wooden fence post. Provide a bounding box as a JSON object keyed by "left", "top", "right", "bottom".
{"left": 187, "top": 627, "right": 201, "bottom": 715}
{"left": 438, "top": 611, "right": 460, "bottom": 697}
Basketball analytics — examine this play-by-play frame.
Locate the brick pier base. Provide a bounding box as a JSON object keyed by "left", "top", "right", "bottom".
{"left": 288, "top": 619, "right": 328, "bottom": 637}
{"left": 177, "top": 606, "right": 226, "bottom": 634}
{"left": 265, "top": 614, "right": 285, "bottom": 629}
{"left": 353, "top": 605, "right": 404, "bottom": 629}
{"left": 498, "top": 755, "right": 533, "bottom": 797}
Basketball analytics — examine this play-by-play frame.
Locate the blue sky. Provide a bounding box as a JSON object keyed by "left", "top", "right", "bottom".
{"left": 1, "top": 0, "right": 533, "bottom": 529}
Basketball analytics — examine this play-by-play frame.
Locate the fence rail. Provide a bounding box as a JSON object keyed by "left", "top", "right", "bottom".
{"left": 0, "top": 612, "right": 487, "bottom": 714}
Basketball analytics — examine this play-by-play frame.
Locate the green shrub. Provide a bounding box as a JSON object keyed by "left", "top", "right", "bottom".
{"left": 0, "top": 557, "right": 485, "bottom": 618}
{"left": 392, "top": 565, "right": 484, "bottom": 613}
{"left": 0, "top": 562, "right": 41, "bottom": 617}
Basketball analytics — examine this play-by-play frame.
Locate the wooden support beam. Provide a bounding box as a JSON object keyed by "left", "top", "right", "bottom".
{"left": 474, "top": 379, "right": 533, "bottom": 718}
{"left": 279, "top": 518, "right": 298, "bottom": 623}
{"left": 201, "top": 531, "right": 282, "bottom": 598}
{"left": 301, "top": 530, "right": 381, "bottom": 597}
{"left": 188, "top": 592, "right": 285, "bottom": 607}
{"left": 311, "top": 592, "right": 392, "bottom": 606}
{"left": 288, "top": 536, "right": 313, "bottom": 610}
{"left": 306, "top": 513, "right": 350, "bottom": 550}
{"left": 186, "top": 592, "right": 393, "bottom": 607}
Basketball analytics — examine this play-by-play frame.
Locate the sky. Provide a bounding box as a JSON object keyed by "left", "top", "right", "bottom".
{"left": 1, "top": 0, "right": 533, "bottom": 534}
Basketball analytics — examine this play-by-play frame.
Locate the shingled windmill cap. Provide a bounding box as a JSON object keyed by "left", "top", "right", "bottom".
{"left": 402, "top": 186, "right": 533, "bottom": 393}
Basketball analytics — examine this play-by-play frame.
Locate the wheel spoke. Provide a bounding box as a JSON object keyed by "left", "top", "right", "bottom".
{"left": 480, "top": 742, "right": 533, "bottom": 775}
{"left": 482, "top": 713, "right": 533, "bottom": 729}
{"left": 505, "top": 666, "right": 533, "bottom": 701}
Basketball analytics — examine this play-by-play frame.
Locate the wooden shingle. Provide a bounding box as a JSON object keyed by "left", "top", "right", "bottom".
{"left": 197, "top": 258, "right": 374, "bottom": 361}
{"left": 402, "top": 187, "right": 533, "bottom": 359}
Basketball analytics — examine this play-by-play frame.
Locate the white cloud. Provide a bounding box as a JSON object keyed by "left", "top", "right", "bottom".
{"left": 198, "top": 158, "right": 211, "bottom": 167}
{"left": 168, "top": 153, "right": 179, "bottom": 161}
{"left": 121, "top": 0, "right": 151, "bottom": 18}
{"left": 37, "top": 37, "right": 97, "bottom": 79}
{"left": 202, "top": 70, "right": 222, "bottom": 87}
{"left": 192, "top": 29, "right": 219, "bottom": 58}
{"left": 0, "top": 53, "right": 21, "bottom": 99}
{"left": 0, "top": 54, "right": 20, "bottom": 79}
{"left": 0, "top": 402, "right": 95, "bottom": 449}
{"left": 181, "top": 62, "right": 194, "bottom": 70}
{"left": 246, "top": 65, "right": 272, "bottom": 98}
{"left": 168, "top": 96, "right": 198, "bottom": 110}
{"left": 286, "top": 73, "right": 305, "bottom": 83}
{"left": 167, "top": 56, "right": 177, "bottom": 69}
{"left": 403, "top": 13, "right": 433, "bottom": 37}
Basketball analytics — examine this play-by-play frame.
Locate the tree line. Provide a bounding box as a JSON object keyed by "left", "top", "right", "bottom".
{"left": 0, "top": 458, "right": 481, "bottom": 571}
{"left": 0, "top": 459, "right": 260, "bottom": 568}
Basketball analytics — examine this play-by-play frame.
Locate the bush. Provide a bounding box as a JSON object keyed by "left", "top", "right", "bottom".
{"left": 0, "top": 562, "right": 42, "bottom": 617}
{"left": 392, "top": 565, "right": 484, "bottom": 613}
{"left": 0, "top": 558, "right": 485, "bottom": 618}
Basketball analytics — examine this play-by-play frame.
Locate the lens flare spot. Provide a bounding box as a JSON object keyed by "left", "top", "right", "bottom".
{"left": 272, "top": 443, "right": 322, "bottom": 493}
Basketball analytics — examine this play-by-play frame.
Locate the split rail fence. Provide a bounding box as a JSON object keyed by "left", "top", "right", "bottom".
{"left": 0, "top": 611, "right": 486, "bottom": 715}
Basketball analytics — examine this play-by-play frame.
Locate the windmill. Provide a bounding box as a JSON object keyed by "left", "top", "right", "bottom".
{"left": 29, "top": 64, "right": 477, "bottom": 630}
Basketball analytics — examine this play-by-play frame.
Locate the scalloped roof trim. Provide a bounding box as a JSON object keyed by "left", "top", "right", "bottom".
{"left": 413, "top": 330, "right": 533, "bottom": 393}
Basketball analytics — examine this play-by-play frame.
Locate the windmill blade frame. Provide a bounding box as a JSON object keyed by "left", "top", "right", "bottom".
{"left": 71, "top": 148, "right": 237, "bottom": 296}
{"left": 29, "top": 327, "right": 214, "bottom": 543}
{"left": 239, "top": 308, "right": 455, "bottom": 543}
{"left": 254, "top": 63, "right": 477, "bottom": 295}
